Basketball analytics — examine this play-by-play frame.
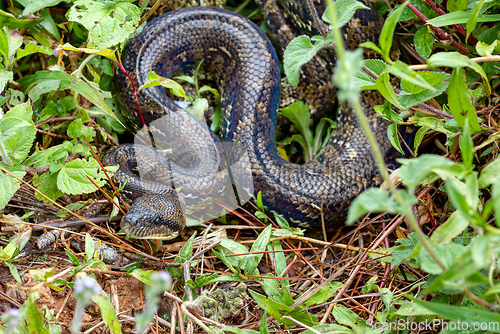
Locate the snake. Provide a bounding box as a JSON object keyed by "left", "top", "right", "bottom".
{"left": 103, "top": 0, "right": 392, "bottom": 239}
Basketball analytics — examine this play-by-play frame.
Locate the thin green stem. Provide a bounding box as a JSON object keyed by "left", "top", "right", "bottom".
{"left": 72, "top": 54, "right": 97, "bottom": 79}
{"left": 325, "top": 0, "right": 446, "bottom": 271}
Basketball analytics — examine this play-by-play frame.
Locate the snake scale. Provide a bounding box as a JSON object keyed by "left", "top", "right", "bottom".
{"left": 103, "top": 0, "right": 392, "bottom": 239}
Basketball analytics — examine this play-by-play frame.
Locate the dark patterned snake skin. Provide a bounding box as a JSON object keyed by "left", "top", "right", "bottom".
{"left": 103, "top": 1, "right": 392, "bottom": 239}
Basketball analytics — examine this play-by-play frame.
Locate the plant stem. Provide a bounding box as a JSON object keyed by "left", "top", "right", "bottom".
{"left": 325, "top": 0, "right": 447, "bottom": 271}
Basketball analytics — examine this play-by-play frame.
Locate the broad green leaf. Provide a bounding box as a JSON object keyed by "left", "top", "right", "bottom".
{"left": 138, "top": 70, "right": 188, "bottom": 100}
{"left": 479, "top": 157, "right": 500, "bottom": 188}
{"left": 68, "top": 0, "right": 141, "bottom": 49}
{"left": 427, "top": 52, "right": 491, "bottom": 94}
{"left": 0, "top": 69, "right": 13, "bottom": 92}
{"left": 300, "top": 282, "right": 343, "bottom": 308}
{"left": 395, "top": 301, "right": 438, "bottom": 316}
{"left": 218, "top": 238, "right": 249, "bottom": 269}
{"left": 475, "top": 40, "right": 498, "bottom": 57}
{"left": 426, "top": 11, "right": 500, "bottom": 27}
{"left": 24, "top": 292, "right": 50, "bottom": 334}
{"left": 413, "top": 26, "right": 433, "bottom": 60}
{"left": 379, "top": 0, "right": 409, "bottom": 62}
{"left": 93, "top": 294, "right": 122, "bottom": 334}
{"left": 430, "top": 211, "right": 469, "bottom": 246}
{"left": 283, "top": 35, "right": 325, "bottom": 87}
{"left": 28, "top": 79, "right": 61, "bottom": 102}
{"left": 399, "top": 71, "right": 450, "bottom": 109}
{"left": 387, "top": 122, "right": 404, "bottom": 154}
{"left": 1, "top": 102, "right": 36, "bottom": 163}
{"left": 447, "top": 0, "right": 468, "bottom": 12}
{"left": 354, "top": 59, "right": 386, "bottom": 90}
{"left": 448, "top": 68, "right": 482, "bottom": 132}
{"left": 322, "top": 0, "right": 369, "bottom": 29}
{"left": 375, "top": 73, "right": 405, "bottom": 110}
{"left": 418, "top": 243, "right": 466, "bottom": 275}
{"left": 32, "top": 171, "right": 63, "bottom": 203}
{"left": 347, "top": 188, "right": 397, "bottom": 224}
{"left": 57, "top": 158, "right": 107, "bottom": 195}
{"left": 398, "top": 154, "right": 455, "bottom": 189}
{"left": 280, "top": 101, "right": 313, "bottom": 145}
{"left": 417, "top": 117, "right": 452, "bottom": 135}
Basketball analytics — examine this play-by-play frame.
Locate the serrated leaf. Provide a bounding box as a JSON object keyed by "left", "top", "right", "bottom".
{"left": 448, "top": 68, "right": 482, "bottom": 132}
{"left": 68, "top": 0, "right": 140, "bottom": 49}
{"left": 32, "top": 171, "right": 63, "bottom": 203}
{"left": 283, "top": 35, "right": 325, "bottom": 87}
{"left": 414, "top": 26, "right": 433, "bottom": 60}
{"left": 1, "top": 102, "right": 36, "bottom": 163}
{"left": 322, "top": 0, "right": 369, "bottom": 29}
{"left": 57, "top": 158, "right": 107, "bottom": 195}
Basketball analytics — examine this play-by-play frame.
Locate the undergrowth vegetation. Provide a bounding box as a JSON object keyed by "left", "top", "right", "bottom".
{"left": 0, "top": 0, "right": 499, "bottom": 333}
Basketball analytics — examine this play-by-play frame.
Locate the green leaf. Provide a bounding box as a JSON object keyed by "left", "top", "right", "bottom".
{"left": 447, "top": 0, "right": 468, "bottom": 12}
{"left": 65, "top": 248, "right": 80, "bottom": 266}
{"left": 67, "top": 0, "right": 140, "bottom": 49}
{"left": 479, "top": 157, "right": 500, "bottom": 188}
{"left": 426, "top": 11, "right": 500, "bottom": 26}
{"left": 0, "top": 9, "right": 43, "bottom": 29}
{"left": 92, "top": 294, "right": 122, "bottom": 334}
{"left": 24, "top": 292, "right": 50, "bottom": 334}
{"left": 58, "top": 43, "right": 119, "bottom": 63}
{"left": 0, "top": 68, "right": 13, "bottom": 92}
{"left": 375, "top": 73, "right": 405, "bottom": 110}
{"left": 0, "top": 102, "right": 36, "bottom": 163}
{"left": 414, "top": 26, "right": 434, "bottom": 60}
{"left": 354, "top": 59, "right": 386, "bottom": 90}
{"left": 322, "top": 0, "right": 369, "bottom": 29}
{"left": 300, "top": 282, "right": 343, "bottom": 308}
{"left": 387, "top": 122, "right": 404, "bottom": 154}
{"left": 21, "top": 0, "right": 72, "bottom": 16}
{"left": 28, "top": 79, "right": 61, "bottom": 102}
{"left": 17, "top": 43, "right": 53, "bottom": 60}
{"left": 332, "top": 48, "right": 364, "bottom": 102}
{"left": 280, "top": 101, "right": 313, "bottom": 149}
{"left": 379, "top": 0, "right": 409, "bottom": 62}
{"left": 57, "top": 158, "right": 107, "bottom": 195}
{"left": 399, "top": 71, "right": 450, "bottom": 109}
{"left": 244, "top": 225, "right": 271, "bottom": 275}
{"left": 138, "top": 71, "right": 188, "bottom": 100}
{"left": 430, "top": 211, "right": 469, "bottom": 246}
{"left": 413, "top": 126, "right": 429, "bottom": 156}
{"left": 32, "top": 171, "right": 63, "bottom": 203}
{"left": 5, "top": 261, "right": 22, "bottom": 284}
{"left": 459, "top": 119, "right": 474, "bottom": 171}
{"left": 467, "top": 0, "right": 494, "bottom": 42}
{"left": 283, "top": 35, "right": 325, "bottom": 87}
{"left": 347, "top": 188, "right": 397, "bottom": 224}
{"left": 407, "top": 296, "right": 500, "bottom": 328}
{"left": 448, "top": 68, "right": 482, "bottom": 133}
{"left": 427, "top": 52, "right": 491, "bottom": 94}
{"left": 417, "top": 117, "right": 453, "bottom": 136}
{"left": 398, "top": 154, "right": 455, "bottom": 189}
{"left": 476, "top": 40, "right": 498, "bottom": 57}
{"left": 385, "top": 60, "right": 435, "bottom": 91}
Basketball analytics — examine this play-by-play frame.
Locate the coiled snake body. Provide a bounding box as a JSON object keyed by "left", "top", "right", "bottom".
{"left": 103, "top": 1, "right": 391, "bottom": 239}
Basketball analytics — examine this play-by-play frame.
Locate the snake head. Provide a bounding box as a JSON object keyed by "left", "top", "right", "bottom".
{"left": 120, "top": 190, "right": 186, "bottom": 240}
